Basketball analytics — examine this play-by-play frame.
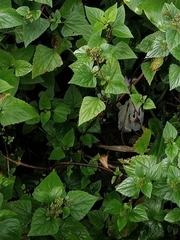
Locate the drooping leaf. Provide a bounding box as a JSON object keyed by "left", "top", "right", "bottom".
{"left": 62, "top": 129, "right": 75, "bottom": 148}
{"left": 165, "top": 208, "right": 180, "bottom": 223}
{"left": 0, "top": 49, "right": 15, "bottom": 69}
{"left": 0, "top": 218, "right": 22, "bottom": 240}
{"left": 32, "top": 44, "right": 63, "bottom": 78}
{"left": 64, "top": 85, "right": 82, "bottom": 108}
{"left": 66, "top": 190, "right": 98, "bottom": 220}
{"left": 117, "top": 216, "right": 127, "bottom": 232}
{"left": 56, "top": 217, "right": 93, "bottom": 240}
{"left": 28, "top": 208, "right": 59, "bottom": 236}
{"left": 34, "top": 0, "right": 52, "bottom": 7}
{"left": 129, "top": 204, "right": 149, "bottom": 222}
{"left": 14, "top": 59, "right": 32, "bottom": 77}
{"left": 53, "top": 103, "right": 71, "bottom": 123}
{"left": 78, "top": 97, "right": 106, "bottom": 126}
{"left": 134, "top": 127, "right": 151, "bottom": 154}
{"left": 0, "top": 79, "right": 13, "bottom": 93}
{"left": 0, "top": 7, "right": 24, "bottom": 29}
{"left": 0, "top": 95, "right": 39, "bottom": 126}
{"left": 8, "top": 200, "right": 32, "bottom": 227}
{"left": 169, "top": 64, "right": 180, "bottom": 90}
{"left": 88, "top": 210, "right": 108, "bottom": 230}
{"left": 23, "top": 18, "right": 50, "bottom": 47}
{"left": 141, "top": 62, "right": 156, "bottom": 85}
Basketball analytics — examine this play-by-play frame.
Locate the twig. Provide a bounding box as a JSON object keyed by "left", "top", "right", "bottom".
{"left": 96, "top": 144, "right": 136, "bottom": 152}
{"left": 0, "top": 154, "right": 114, "bottom": 173}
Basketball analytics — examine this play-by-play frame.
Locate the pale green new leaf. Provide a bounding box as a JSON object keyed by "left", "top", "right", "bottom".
{"left": 169, "top": 64, "right": 180, "bottom": 90}
{"left": 67, "top": 190, "right": 98, "bottom": 220}
{"left": 143, "top": 98, "right": 156, "bottom": 109}
{"left": 105, "top": 75, "right": 129, "bottom": 95}
{"left": 165, "top": 143, "right": 179, "bottom": 161}
{"left": 0, "top": 79, "right": 13, "bottom": 93}
{"left": 78, "top": 97, "right": 105, "bottom": 126}
{"left": 165, "top": 208, "right": 180, "bottom": 223}
{"left": 85, "top": 6, "right": 104, "bottom": 25}
{"left": 140, "top": 178, "right": 153, "bottom": 198}
{"left": 104, "top": 3, "right": 117, "bottom": 23}
{"left": 32, "top": 44, "right": 63, "bottom": 78}
{"left": 69, "top": 63, "right": 96, "bottom": 88}
{"left": 14, "top": 60, "right": 32, "bottom": 77}
{"left": 0, "top": 7, "right": 24, "bottom": 29}
{"left": 23, "top": 18, "right": 50, "bottom": 47}
{"left": 28, "top": 208, "right": 59, "bottom": 236}
{"left": 0, "top": 95, "right": 39, "bottom": 126}
{"left": 166, "top": 28, "right": 180, "bottom": 52}
{"left": 34, "top": 0, "right": 52, "bottom": 7}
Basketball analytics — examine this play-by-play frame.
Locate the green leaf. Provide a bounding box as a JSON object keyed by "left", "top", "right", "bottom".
{"left": 56, "top": 217, "right": 93, "bottom": 240}
{"left": 0, "top": 7, "right": 24, "bottom": 29}
{"left": 0, "top": 79, "right": 13, "bottom": 93}
{"left": 134, "top": 127, "right": 151, "bottom": 154}
{"left": 34, "top": 0, "right": 52, "bottom": 7}
{"left": 85, "top": 6, "right": 104, "bottom": 25}
{"left": 141, "top": 62, "right": 156, "bottom": 85}
{"left": 143, "top": 98, "right": 156, "bottom": 109}
{"left": 53, "top": 103, "right": 71, "bottom": 123}
{"left": 113, "top": 42, "right": 137, "bottom": 59}
{"left": 140, "top": 178, "right": 153, "bottom": 198}
{"left": 23, "top": 18, "right": 50, "bottom": 47}
{"left": 166, "top": 28, "right": 180, "bottom": 52}
{"left": 88, "top": 210, "right": 108, "bottom": 230}
{"left": 33, "top": 170, "right": 65, "bottom": 202}
{"left": 116, "top": 177, "right": 140, "bottom": 198}
{"left": 153, "top": 178, "right": 174, "bottom": 202}
{"left": 129, "top": 204, "right": 149, "bottom": 222}
{"left": 64, "top": 85, "right": 82, "bottom": 108}
{"left": 104, "top": 199, "right": 122, "bottom": 214}
{"left": 112, "top": 23, "right": 133, "bottom": 38}
{"left": 32, "top": 44, "right": 63, "bottom": 78}
{"left": 40, "top": 111, "right": 51, "bottom": 125}
{"left": 62, "top": 129, "right": 75, "bottom": 148}
{"left": 12, "top": 45, "right": 35, "bottom": 62}
{"left": 104, "top": 3, "right": 117, "bottom": 23}
{"left": 124, "top": 0, "right": 144, "bottom": 15}
{"left": 165, "top": 208, "right": 180, "bottom": 223}
{"left": 49, "top": 147, "right": 65, "bottom": 160}
{"left": 146, "top": 36, "right": 169, "bottom": 58}
{"left": 171, "top": 44, "right": 180, "bottom": 60}
{"left": 14, "top": 60, "right": 32, "bottom": 77}
{"left": 0, "top": 95, "right": 39, "bottom": 126}
{"left": 69, "top": 63, "right": 96, "bottom": 88}
{"left": 0, "top": 218, "right": 22, "bottom": 240}
{"left": 117, "top": 216, "right": 127, "bottom": 232}
{"left": 78, "top": 97, "right": 106, "bottom": 126}
{"left": 66, "top": 190, "right": 98, "bottom": 220}
{"left": 28, "top": 208, "right": 59, "bottom": 236}
{"left": 0, "top": 70, "right": 19, "bottom": 96}
{"left": 0, "top": 193, "right": 3, "bottom": 208}
{"left": 8, "top": 200, "right": 32, "bottom": 227}
{"left": 0, "top": 49, "right": 15, "bottom": 69}
{"left": 80, "top": 133, "right": 98, "bottom": 148}
{"left": 39, "top": 92, "right": 51, "bottom": 110}
{"left": 163, "top": 121, "right": 177, "bottom": 140}
{"left": 130, "top": 93, "right": 142, "bottom": 107}
{"left": 165, "top": 143, "right": 179, "bottom": 160}
{"left": 169, "top": 64, "right": 180, "bottom": 90}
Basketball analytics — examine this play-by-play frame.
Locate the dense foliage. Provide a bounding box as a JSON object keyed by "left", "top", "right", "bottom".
{"left": 1, "top": 0, "right": 180, "bottom": 239}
